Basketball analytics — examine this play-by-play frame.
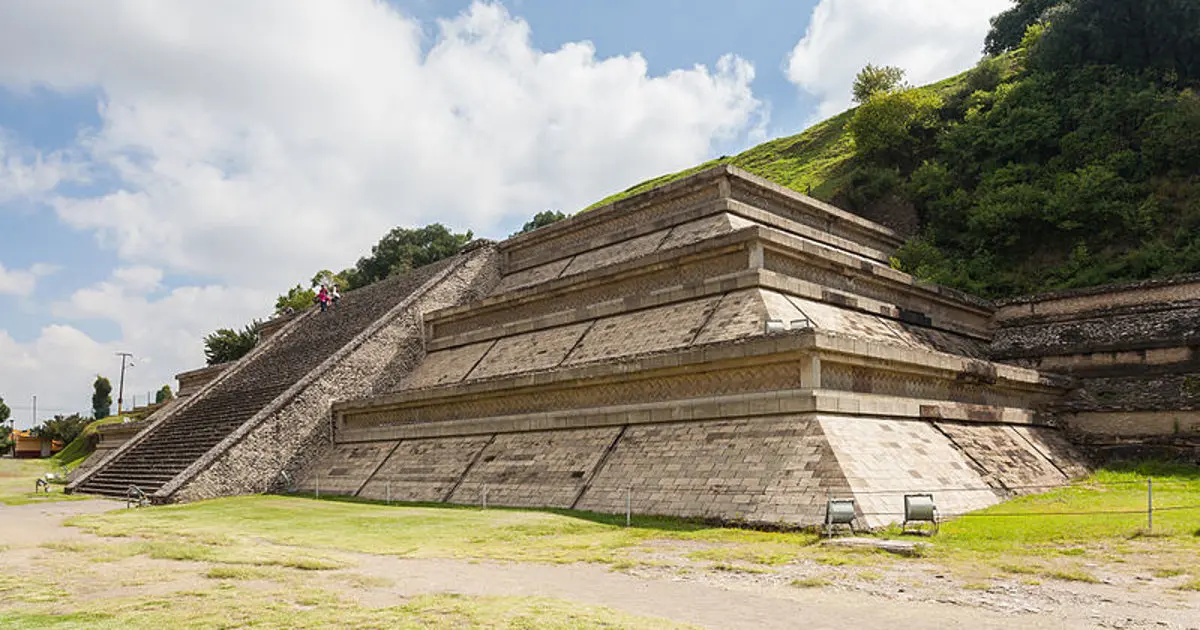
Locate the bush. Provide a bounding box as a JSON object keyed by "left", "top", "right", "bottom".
{"left": 845, "top": 166, "right": 904, "bottom": 210}
{"left": 33, "top": 414, "right": 91, "bottom": 446}
{"left": 848, "top": 89, "right": 943, "bottom": 166}
{"left": 852, "top": 64, "right": 907, "bottom": 104}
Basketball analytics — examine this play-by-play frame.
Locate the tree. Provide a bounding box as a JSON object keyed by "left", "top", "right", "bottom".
{"left": 311, "top": 269, "right": 352, "bottom": 291}
{"left": 1034, "top": 0, "right": 1200, "bottom": 83}
{"left": 349, "top": 224, "right": 473, "bottom": 289}
{"left": 203, "top": 322, "right": 261, "bottom": 366}
{"left": 274, "top": 284, "right": 317, "bottom": 314}
{"left": 92, "top": 376, "right": 112, "bottom": 420}
{"left": 32, "top": 414, "right": 90, "bottom": 445}
{"left": 513, "top": 210, "right": 567, "bottom": 236}
{"left": 0, "top": 395, "right": 10, "bottom": 454}
{"left": 852, "top": 64, "right": 907, "bottom": 104}
{"left": 155, "top": 385, "right": 174, "bottom": 405}
{"left": 984, "top": 0, "right": 1064, "bottom": 55}
{"left": 848, "top": 88, "right": 943, "bottom": 164}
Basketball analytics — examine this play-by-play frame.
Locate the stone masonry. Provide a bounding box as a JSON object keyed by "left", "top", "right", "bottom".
{"left": 294, "top": 166, "right": 1095, "bottom": 528}
{"left": 992, "top": 274, "right": 1200, "bottom": 460}
{"left": 69, "top": 244, "right": 500, "bottom": 502}
{"left": 73, "top": 164, "right": 1195, "bottom": 527}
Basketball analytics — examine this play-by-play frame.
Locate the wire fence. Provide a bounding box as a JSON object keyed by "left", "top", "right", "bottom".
{"left": 287, "top": 472, "right": 1200, "bottom": 534}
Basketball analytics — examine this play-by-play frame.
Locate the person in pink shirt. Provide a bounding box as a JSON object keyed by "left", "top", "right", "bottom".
{"left": 316, "top": 286, "right": 330, "bottom": 312}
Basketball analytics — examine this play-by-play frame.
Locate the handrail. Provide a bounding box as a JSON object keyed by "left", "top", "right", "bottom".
{"left": 126, "top": 485, "right": 150, "bottom": 509}
{"left": 277, "top": 470, "right": 294, "bottom": 494}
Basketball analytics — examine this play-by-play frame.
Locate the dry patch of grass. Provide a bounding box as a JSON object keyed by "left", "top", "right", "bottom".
{"left": 1177, "top": 579, "right": 1200, "bottom": 592}
{"left": 203, "top": 566, "right": 289, "bottom": 581}
{"left": 0, "top": 588, "right": 695, "bottom": 629}
{"left": 40, "top": 537, "right": 348, "bottom": 572}
{"left": 1152, "top": 567, "right": 1188, "bottom": 578}
{"left": 686, "top": 545, "right": 797, "bottom": 567}
{"left": 704, "top": 562, "right": 773, "bottom": 575}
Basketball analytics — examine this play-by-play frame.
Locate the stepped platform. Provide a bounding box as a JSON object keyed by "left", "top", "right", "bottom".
{"left": 295, "top": 166, "right": 1091, "bottom": 528}
{"left": 993, "top": 275, "right": 1200, "bottom": 459}
{"left": 67, "top": 245, "right": 499, "bottom": 502}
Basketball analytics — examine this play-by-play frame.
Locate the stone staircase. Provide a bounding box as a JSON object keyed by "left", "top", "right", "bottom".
{"left": 70, "top": 257, "right": 462, "bottom": 499}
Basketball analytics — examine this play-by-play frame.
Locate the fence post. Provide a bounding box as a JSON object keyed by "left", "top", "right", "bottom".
{"left": 626, "top": 487, "right": 631, "bottom": 528}
{"left": 315, "top": 474, "right": 320, "bottom": 500}
{"left": 386, "top": 481, "right": 391, "bottom": 506}
{"left": 482, "top": 484, "right": 488, "bottom": 509}
{"left": 1147, "top": 478, "right": 1153, "bottom": 533}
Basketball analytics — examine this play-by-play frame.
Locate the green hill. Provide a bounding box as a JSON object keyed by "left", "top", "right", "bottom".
{"left": 584, "top": 0, "right": 1200, "bottom": 299}
{"left": 585, "top": 72, "right": 972, "bottom": 214}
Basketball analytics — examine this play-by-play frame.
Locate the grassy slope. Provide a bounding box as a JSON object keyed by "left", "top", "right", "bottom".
{"left": 584, "top": 110, "right": 857, "bottom": 211}
{"left": 583, "top": 73, "right": 970, "bottom": 213}
{"left": 52, "top": 416, "right": 131, "bottom": 471}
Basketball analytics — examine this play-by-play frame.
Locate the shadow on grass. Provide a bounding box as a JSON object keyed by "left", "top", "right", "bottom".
{"left": 1103, "top": 460, "right": 1200, "bottom": 480}
{"left": 274, "top": 492, "right": 821, "bottom": 538}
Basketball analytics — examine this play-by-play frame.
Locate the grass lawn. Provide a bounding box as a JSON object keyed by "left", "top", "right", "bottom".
{"left": 0, "top": 458, "right": 81, "bottom": 506}
{"left": 0, "top": 583, "right": 693, "bottom": 630}
{"left": 66, "top": 461, "right": 1200, "bottom": 581}
{"left": 3, "top": 460, "right": 1199, "bottom": 628}
{"left": 69, "top": 494, "right": 820, "bottom": 566}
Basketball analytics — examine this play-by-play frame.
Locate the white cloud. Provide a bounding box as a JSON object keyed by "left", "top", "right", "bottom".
{"left": 0, "top": 326, "right": 109, "bottom": 427}
{"left": 0, "top": 0, "right": 761, "bottom": 291}
{"left": 0, "top": 0, "right": 764, "bottom": 419}
{"left": 0, "top": 131, "right": 82, "bottom": 205}
{"left": 0, "top": 261, "right": 59, "bottom": 296}
{"left": 0, "top": 269, "right": 273, "bottom": 427}
{"left": 786, "top": 0, "right": 1013, "bottom": 121}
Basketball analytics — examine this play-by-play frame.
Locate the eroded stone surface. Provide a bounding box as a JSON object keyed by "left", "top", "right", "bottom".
{"left": 359, "top": 436, "right": 493, "bottom": 503}
{"left": 448, "top": 427, "right": 621, "bottom": 508}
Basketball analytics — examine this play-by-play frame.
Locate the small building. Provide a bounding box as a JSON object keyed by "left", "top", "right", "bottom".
{"left": 9, "top": 429, "right": 64, "bottom": 459}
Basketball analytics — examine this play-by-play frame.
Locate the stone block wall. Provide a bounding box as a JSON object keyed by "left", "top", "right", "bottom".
{"left": 447, "top": 427, "right": 621, "bottom": 508}
{"left": 166, "top": 246, "right": 500, "bottom": 502}
{"left": 357, "top": 436, "right": 493, "bottom": 503}
{"left": 299, "top": 408, "right": 1087, "bottom": 528}
{"left": 992, "top": 274, "right": 1200, "bottom": 446}
{"left": 575, "top": 416, "right": 849, "bottom": 525}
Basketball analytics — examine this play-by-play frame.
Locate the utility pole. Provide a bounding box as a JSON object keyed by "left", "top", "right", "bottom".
{"left": 115, "top": 352, "right": 134, "bottom": 416}
{"left": 32, "top": 394, "right": 36, "bottom": 428}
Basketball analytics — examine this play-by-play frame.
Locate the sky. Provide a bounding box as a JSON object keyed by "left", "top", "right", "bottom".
{"left": 0, "top": 0, "right": 1012, "bottom": 428}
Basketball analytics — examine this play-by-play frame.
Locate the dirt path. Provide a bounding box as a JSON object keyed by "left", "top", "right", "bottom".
{"left": 3, "top": 500, "right": 1198, "bottom": 630}
{"left": 0, "top": 499, "right": 118, "bottom": 546}
{"left": 338, "top": 554, "right": 1199, "bottom": 630}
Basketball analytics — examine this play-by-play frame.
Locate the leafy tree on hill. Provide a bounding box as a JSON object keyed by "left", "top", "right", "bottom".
{"left": 203, "top": 322, "right": 260, "bottom": 366}
{"left": 852, "top": 64, "right": 908, "bottom": 104}
{"left": 155, "top": 385, "right": 174, "bottom": 404}
{"left": 311, "top": 269, "right": 352, "bottom": 291}
{"left": 514, "top": 210, "right": 567, "bottom": 236}
{"left": 274, "top": 284, "right": 317, "bottom": 314}
{"left": 1033, "top": 0, "right": 1200, "bottom": 82}
{"left": 847, "top": 87, "right": 942, "bottom": 166}
{"left": 92, "top": 376, "right": 112, "bottom": 420}
{"left": 886, "top": 7, "right": 1200, "bottom": 297}
{"left": 33, "top": 413, "right": 90, "bottom": 445}
{"left": 349, "top": 223, "right": 473, "bottom": 289}
{"left": 984, "top": 0, "right": 1064, "bottom": 55}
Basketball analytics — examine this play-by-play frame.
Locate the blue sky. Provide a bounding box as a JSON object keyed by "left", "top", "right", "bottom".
{"left": 0, "top": 0, "right": 1009, "bottom": 425}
